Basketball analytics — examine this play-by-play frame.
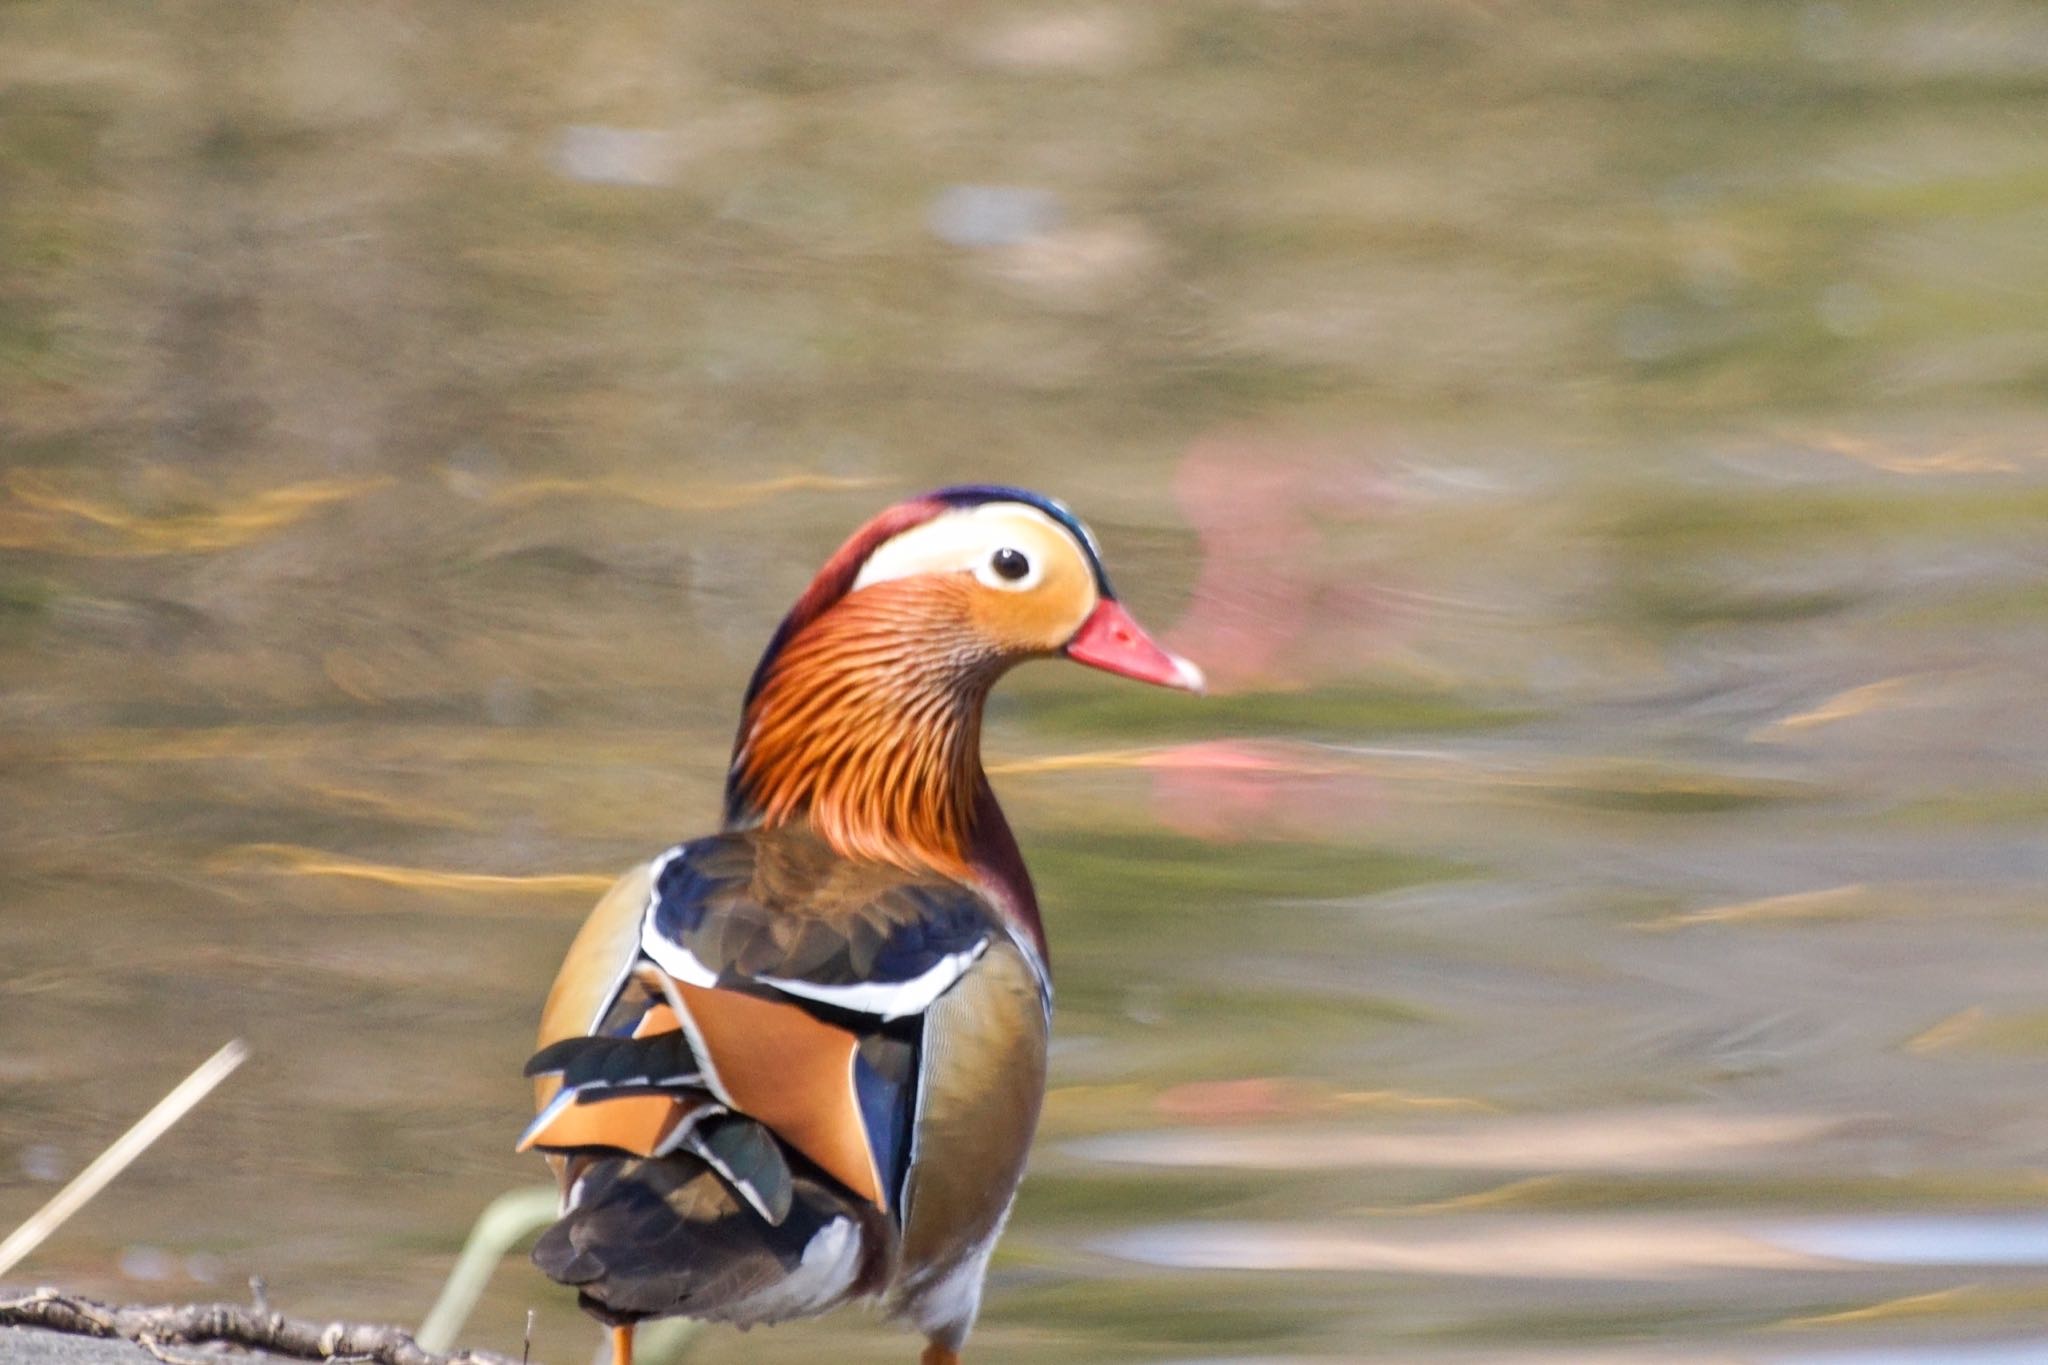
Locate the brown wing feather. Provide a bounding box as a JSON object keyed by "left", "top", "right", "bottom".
{"left": 520, "top": 1001, "right": 708, "bottom": 1158}
{"left": 519, "top": 1093, "right": 708, "bottom": 1158}
{"left": 893, "top": 939, "right": 1048, "bottom": 1313}
{"left": 676, "top": 981, "right": 883, "bottom": 1209}
{"left": 634, "top": 1003, "right": 681, "bottom": 1037}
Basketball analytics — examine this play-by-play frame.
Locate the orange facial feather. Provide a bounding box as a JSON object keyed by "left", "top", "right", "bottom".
{"left": 729, "top": 578, "right": 995, "bottom": 876}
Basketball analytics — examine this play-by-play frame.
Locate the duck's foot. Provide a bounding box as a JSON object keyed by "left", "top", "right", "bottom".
{"left": 919, "top": 1343, "right": 960, "bottom": 1365}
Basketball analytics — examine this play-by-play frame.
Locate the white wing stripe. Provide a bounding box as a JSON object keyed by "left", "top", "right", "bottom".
{"left": 516, "top": 1088, "right": 579, "bottom": 1152}
{"left": 752, "top": 943, "right": 987, "bottom": 1020}
{"left": 637, "top": 848, "right": 989, "bottom": 1021}
{"left": 639, "top": 924, "right": 721, "bottom": 988}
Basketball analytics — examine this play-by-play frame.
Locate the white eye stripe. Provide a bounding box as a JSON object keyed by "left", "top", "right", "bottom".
{"left": 852, "top": 503, "right": 1071, "bottom": 594}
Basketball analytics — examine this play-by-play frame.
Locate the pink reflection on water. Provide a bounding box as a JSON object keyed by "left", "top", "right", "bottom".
{"left": 1142, "top": 739, "right": 1380, "bottom": 842}
{"left": 1152, "top": 430, "right": 1394, "bottom": 841}
{"left": 1154, "top": 1076, "right": 1316, "bottom": 1124}
{"left": 1166, "top": 427, "right": 1393, "bottom": 693}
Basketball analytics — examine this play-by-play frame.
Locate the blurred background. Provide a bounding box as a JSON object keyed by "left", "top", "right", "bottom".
{"left": 4, "top": 2, "right": 2048, "bottom": 1362}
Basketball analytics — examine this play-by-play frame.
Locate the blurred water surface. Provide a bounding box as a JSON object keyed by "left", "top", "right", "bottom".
{"left": 4, "top": 2, "right": 2048, "bottom": 1361}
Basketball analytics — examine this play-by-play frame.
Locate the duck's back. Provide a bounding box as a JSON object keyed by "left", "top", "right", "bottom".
{"left": 525, "top": 825, "right": 1048, "bottom": 1344}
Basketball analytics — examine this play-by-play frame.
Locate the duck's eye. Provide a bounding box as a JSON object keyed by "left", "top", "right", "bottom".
{"left": 990, "top": 547, "right": 1031, "bottom": 582}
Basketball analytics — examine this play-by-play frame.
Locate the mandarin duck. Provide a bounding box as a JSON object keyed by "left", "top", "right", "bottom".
{"left": 520, "top": 486, "right": 1203, "bottom": 1365}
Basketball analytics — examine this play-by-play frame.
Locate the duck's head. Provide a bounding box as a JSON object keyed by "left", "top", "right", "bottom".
{"left": 726, "top": 485, "right": 1202, "bottom": 872}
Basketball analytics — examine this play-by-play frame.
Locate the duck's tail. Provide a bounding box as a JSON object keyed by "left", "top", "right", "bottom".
{"left": 534, "top": 1152, "right": 887, "bottom": 1329}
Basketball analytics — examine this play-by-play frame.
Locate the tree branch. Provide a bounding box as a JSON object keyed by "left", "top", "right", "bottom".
{"left": 0, "top": 1288, "right": 527, "bottom": 1365}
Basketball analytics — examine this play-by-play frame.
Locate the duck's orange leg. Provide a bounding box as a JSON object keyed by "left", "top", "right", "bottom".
{"left": 920, "top": 1343, "right": 959, "bottom": 1365}
{"left": 610, "top": 1324, "right": 635, "bottom": 1365}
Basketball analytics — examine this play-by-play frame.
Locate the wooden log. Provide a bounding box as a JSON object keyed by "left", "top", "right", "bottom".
{"left": 0, "top": 1288, "right": 525, "bottom": 1365}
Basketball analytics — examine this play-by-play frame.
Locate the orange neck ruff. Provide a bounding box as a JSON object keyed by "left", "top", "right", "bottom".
{"left": 726, "top": 580, "right": 998, "bottom": 878}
